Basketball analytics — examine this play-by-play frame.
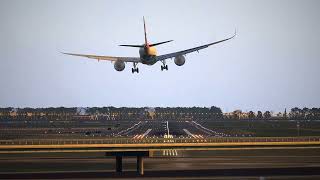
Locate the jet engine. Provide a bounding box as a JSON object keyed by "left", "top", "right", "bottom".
{"left": 114, "top": 60, "right": 125, "bottom": 71}
{"left": 174, "top": 55, "right": 185, "bottom": 66}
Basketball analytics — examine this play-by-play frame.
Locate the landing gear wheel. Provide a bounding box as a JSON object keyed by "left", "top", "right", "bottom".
{"left": 160, "top": 60, "right": 168, "bottom": 71}
{"left": 132, "top": 68, "right": 139, "bottom": 73}
{"left": 132, "top": 62, "right": 139, "bottom": 74}
{"left": 161, "top": 65, "right": 168, "bottom": 71}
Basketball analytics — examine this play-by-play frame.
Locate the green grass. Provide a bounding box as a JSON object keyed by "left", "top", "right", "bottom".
{"left": 200, "top": 120, "right": 320, "bottom": 137}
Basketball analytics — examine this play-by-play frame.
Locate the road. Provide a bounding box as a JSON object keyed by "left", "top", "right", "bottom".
{"left": 1, "top": 148, "right": 320, "bottom": 179}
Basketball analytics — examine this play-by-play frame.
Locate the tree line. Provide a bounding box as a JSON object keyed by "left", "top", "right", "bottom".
{"left": 1, "top": 107, "right": 319, "bottom": 120}
{"left": 289, "top": 107, "right": 320, "bottom": 120}
{"left": 0, "top": 106, "right": 223, "bottom": 120}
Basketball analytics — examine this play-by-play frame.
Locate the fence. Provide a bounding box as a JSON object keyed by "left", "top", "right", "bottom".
{"left": 0, "top": 136, "right": 320, "bottom": 146}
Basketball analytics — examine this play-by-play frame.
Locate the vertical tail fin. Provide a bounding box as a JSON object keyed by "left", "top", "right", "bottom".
{"left": 143, "top": 16, "right": 148, "bottom": 46}
{"left": 119, "top": 17, "right": 173, "bottom": 48}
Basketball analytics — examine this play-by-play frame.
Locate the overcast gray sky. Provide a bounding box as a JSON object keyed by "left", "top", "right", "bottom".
{"left": 1, "top": 0, "right": 320, "bottom": 112}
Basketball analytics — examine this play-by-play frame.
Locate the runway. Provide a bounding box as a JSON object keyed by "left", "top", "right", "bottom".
{"left": 1, "top": 119, "right": 320, "bottom": 178}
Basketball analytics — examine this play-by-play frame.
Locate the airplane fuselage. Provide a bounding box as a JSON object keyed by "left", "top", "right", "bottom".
{"left": 139, "top": 45, "right": 157, "bottom": 65}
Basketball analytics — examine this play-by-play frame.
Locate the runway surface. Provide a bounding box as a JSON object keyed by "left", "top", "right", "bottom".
{"left": 0, "top": 120, "right": 253, "bottom": 140}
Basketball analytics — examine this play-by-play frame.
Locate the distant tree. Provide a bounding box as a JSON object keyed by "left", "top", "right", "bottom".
{"left": 248, "top": 111, "right": 255, "bottom": 119}
{"left": 290, "top": 107, "right": 302, "bottom": 119}
{"left": 302, "top": 107, "right": 310, "bottom": 119}
{"left": 311, "top": 108, "right": 320, "bottom": 120}
{"left": 210, "top": 106, "right": 223, "bottom": 119}
{"left": 263, "top": 111, "right": 271, "bottom": 119}
{"left": 257, "top": 111, "right": 263, "bottom": 119}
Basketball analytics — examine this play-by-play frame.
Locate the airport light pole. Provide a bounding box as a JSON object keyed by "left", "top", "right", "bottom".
{"left": 297, "top": 121, "right": 300, "bottom": 136}
{"left": 167, "top": 121, "right": 170, "bottom": 136}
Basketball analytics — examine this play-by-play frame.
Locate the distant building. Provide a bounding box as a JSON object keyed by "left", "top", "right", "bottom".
{"left": 76, "top": 107, "right": 87, "bottom": 115}
{"left": 9, "top": 108, "right": 18, "bottom": 117}
{"left": 224, "top": 110, "right": 251, "bottom": 119}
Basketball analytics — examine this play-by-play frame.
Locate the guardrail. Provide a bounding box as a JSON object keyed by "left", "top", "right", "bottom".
{"left": 0, "top": 136, "right": 320, "bottom": 146}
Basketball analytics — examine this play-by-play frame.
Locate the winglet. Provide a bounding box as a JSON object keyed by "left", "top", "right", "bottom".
{"left": 226, "top": 28, "right": 237, "bottom": 41}
{"left": 233, "top": 28, "right": 237, "bottom": 38}
{"left": 60, "top": 51, "right": 70, "bottom": 55}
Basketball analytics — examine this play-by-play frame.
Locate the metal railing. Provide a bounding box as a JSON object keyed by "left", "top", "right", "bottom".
{"left": 0, "top": 136, "right": 320, "bottom": 146}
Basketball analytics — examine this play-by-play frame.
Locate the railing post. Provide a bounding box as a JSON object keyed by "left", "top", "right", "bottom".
{"left": 137, "top": 156, "right": 144, "bottom": 175}
{"left": 116, "top": 156, "right": 122, "bottom": 173}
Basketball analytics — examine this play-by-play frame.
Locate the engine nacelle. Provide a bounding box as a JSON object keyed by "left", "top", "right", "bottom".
{"left": 174, "top": 55, "right": 186, "bottom": 66}
{"left": 114, "top": 60, "right": 125, "bottom": 71}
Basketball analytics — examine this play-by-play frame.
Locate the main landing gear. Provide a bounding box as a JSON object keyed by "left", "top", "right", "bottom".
{"left": 161, "top": 60, "right": 168, "bottom": 71}
{"left": 161, "top": 65, "right": 168, "bottom": 71}
{"left": 132, "top": 62, "right": 139, "bottom": 74}
{"left": 132, "top": 68, "right": 139, "bottom": 73}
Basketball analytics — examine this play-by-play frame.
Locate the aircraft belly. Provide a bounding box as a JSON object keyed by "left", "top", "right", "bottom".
{"left": 141, "top": 55, "right": 157, "bottom": 65}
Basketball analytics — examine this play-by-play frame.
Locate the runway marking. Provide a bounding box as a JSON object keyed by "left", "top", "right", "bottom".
{"left": 162, "top": 149, "right": 178, "bottom": 157}
{"left": 116, "top": 121, "right": 142, "bottom": 136}
{"left": 194, "top": 135, "right": 203, "bottom": 139}
{"left": 190, "top": 121, "right": 232, "bottom": 137}
{"left": 141, "top": 129, "right": 152, "bottom": 138}
{"left": 183, "top": 129, "right": 196, "bottom": 138}
{"left": 161, "top": 126, "right": 178, "bottom": 157}
{"left": 166, "top": 121, "right": 170, "bottom": 136}
{"left": 134, "top": 129, "right": 152, "bottom": 139}
{"left": 191, "top": 121, "right": 216, "bottom": 136}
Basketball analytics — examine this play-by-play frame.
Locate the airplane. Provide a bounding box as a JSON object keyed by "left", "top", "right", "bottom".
{"left": 62, "top": 17, "right": 236, "bottom": 73}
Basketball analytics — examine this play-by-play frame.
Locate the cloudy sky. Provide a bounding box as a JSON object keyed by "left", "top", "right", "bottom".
{"left": 1, "top": 0, "right": 320, "bottom": 112}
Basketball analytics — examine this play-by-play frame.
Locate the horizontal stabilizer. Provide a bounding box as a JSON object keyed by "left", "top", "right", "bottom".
{"left": 119, "top": 44, "right": 144, "bottom": 48}
{"left": 150, "top": 40, "right": 173, "bottom": 47}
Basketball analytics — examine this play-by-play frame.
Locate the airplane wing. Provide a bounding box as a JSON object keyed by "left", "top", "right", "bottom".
{"left": 61, "top": 52, "right": 141, "bottom": 63}
{"left": 156, "top": 32, "right": 236, "bottom": 62}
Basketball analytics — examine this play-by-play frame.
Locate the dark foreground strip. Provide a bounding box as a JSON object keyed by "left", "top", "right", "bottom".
{"left": 1, "top": 167, "right": 320, "bottom": 179}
